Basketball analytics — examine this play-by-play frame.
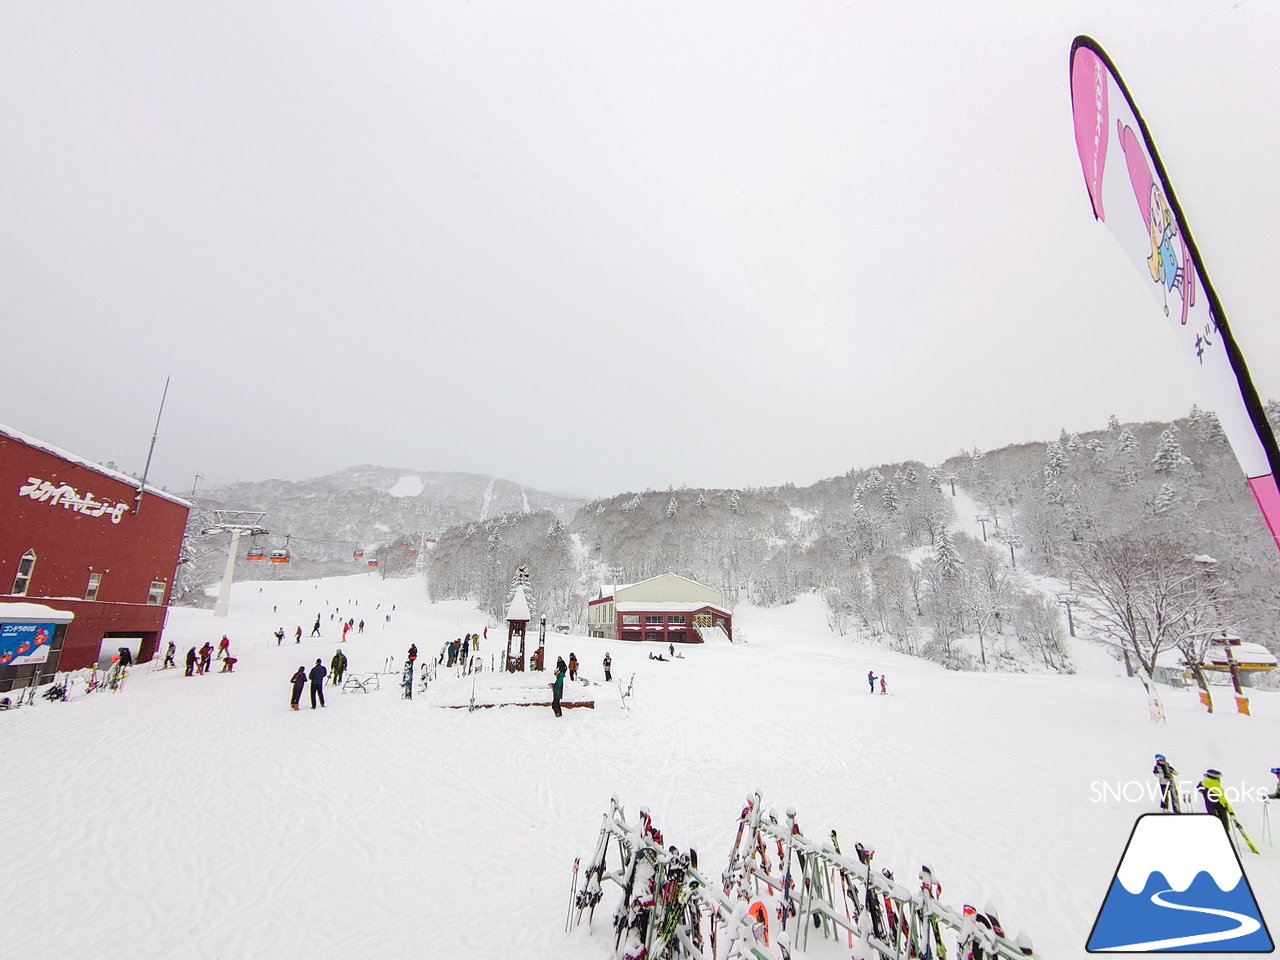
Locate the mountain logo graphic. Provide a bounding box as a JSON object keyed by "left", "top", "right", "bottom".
{"left": 1087, "top": 813, "right": 1273, "bottom": 952}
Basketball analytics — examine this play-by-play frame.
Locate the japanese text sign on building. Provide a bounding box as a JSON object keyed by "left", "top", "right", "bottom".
{"left": 0, "top": 622, "right": 57, "bottom": 666}
{"left": 17, "top": 478, "right": 128, "bottom": 524}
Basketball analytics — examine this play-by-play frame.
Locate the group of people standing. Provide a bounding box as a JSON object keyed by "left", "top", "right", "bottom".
{"left": 1152, "top": 753, "right": 1280, "bottom": 844}
{"left": 867, "top": 670, "right": 887, "bottom": 695}
{"left": 290, "top": 660, "right": 329, "bottom": 710}
{"left": 163, "top": 636, "right": 238, "bottom": 676}
{"left": 441, "top": 633, "right": 480, "bottom": 668}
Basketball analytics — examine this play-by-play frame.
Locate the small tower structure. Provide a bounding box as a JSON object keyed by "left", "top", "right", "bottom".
{"left": 505, "top": 583, "right": 532, "bottom": 673}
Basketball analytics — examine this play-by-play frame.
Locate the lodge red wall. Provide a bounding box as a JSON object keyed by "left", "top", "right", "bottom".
{"left": 0, "top": 432, "right": 188, "bottom": 671}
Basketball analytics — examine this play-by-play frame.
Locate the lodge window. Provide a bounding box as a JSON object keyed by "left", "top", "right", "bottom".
{"left": 11, "top": 550, "right": 36, "bottom": 596}
{"left": 622, "top": 614, "right": 640, "bottom": 625}
{"left": 667, "top": 615, "right": 686, "bottom": 624}
{"left": 645, "top": 631, "right": 663, "bottom": 642}
{"left": 669, "top": 631, "right": 686, "bottom": 643}
{"left": 85, "top": 572, "right": 103, "bottom": 601}
{"left": 148, "top": 581, "right": 167, "bottom": 605}
{"left": 645, "top": 615, "right": 664, "bottom": 624}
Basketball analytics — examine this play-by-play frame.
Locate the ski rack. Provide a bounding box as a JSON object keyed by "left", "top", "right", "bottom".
{"left": 570, "top": 794, "right": 1039, "bottom": 960}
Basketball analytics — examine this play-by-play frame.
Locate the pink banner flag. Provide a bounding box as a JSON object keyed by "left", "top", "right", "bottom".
{"left": 1070, "top": 36, "right": 1280, "bottom": 552}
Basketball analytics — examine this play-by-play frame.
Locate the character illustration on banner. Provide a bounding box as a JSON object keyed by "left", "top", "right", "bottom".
{"left": 1116, "top": 120, "right": 1196, "bottom": 322}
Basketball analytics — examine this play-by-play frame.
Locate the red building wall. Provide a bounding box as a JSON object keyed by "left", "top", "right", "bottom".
{"left": 612, "top": 606, "right": 732, "bottom": 643}
{"left": 0, "top": 430, "right": 189, "bottom": 671}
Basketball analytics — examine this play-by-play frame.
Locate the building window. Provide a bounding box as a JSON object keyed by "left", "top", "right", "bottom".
{"left": 645, "top": 631, "right": 663, "bottom": 642}
{"left": 645, "top": 615, "right": 664, "bottom": 624}
{"left": 667, "top": 615, "right": 686, "bottom": 624}
{"left": 669, "top": 631, "right": 686, "bottom": 643}
{"left": 147, "top": 581, "right": 167, "bottom": 605}
{"left": 11, "top": 550, "right": 36, "bottom": 596}
{"left": 622, "top": 614, "right": 641, "bottom": 625}
{"left": 85, "top": 572, "right": 103, "bottom": 601}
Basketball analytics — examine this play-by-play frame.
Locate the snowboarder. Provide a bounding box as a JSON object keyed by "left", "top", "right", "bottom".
{"left": 341, "top": 621, "right": 350, "bottom": 643}
{"left": 648, "top": 652, "right": 667, "bottom": 661}
{"left": 117, "top": 646, "right": 133, "bottom": 669}
{"left": 472, "top": 632, "right": 479, "bottom": 652}
{"left": 216, "top": 636, "right": 230, "bottom": 660}
{"left": 198, "top": 643, "right": 213, "bottom": 675}
{"left": 549, "top": 660, "right": 566, "bottom": 718}
{"left": 358, "top": 619, "right": 364, "bottom": 635}
{"left": 568, "top": 653, "right": 579, "bottom": 681}
{"left": 669, "top": 643, "right": 674, "bottom": 657}
{"left": 408, "top": 644, "right": 418, "bottom": 662}
{"left": 603, "top": 652, "right": 612, "bottom": 682}
{"left": 274, "top": 627, "right": 285, "bottom": 646}
{"left": 289, "top": 666, "right": 307, "bottom": 710}
{"left": 1269, "top": 767, "right": 1280, "bottom": 801}
{"left": 1153, "top": 754, "right": 1180, "bottom": 812}
{"left": 311, "top": 617, "right": 321, "bottom": 638}
{"left": 331, "top": 649, "right": 348, "bottom": 685}
{"left": 308, "top": 659, "right": 327, "bottom": 709}
{"left": 867, "top": 670, "right": 876, "bottom": 694}
{"left": 462, "top": 636, "right": 470, "bottom": 661}
{"left": 1197, "top": 769, "right": 1232, "bottom": 834}
{"left": 185, "top": 647, "right": 197, "bottom": 676}
{"left": 483, "top": 626, "right": 488, "bottom": 641}
{"left": 880, "top": 674, "right": 887, "bottom": 695}
{"left": 162, "top": 641, "right": 176, "bottom": 670}
{"left": 221, "top": 656, "right": 237, "bottom": 673}
{"left": 295, "top": 626, "right": 302, "bottom": 643}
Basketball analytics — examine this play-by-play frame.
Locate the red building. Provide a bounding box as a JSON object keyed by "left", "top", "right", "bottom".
{"left": 587, "top": 572, "right": 733, "bottom": 643}
{"left": 0, "top": 424, "right": 190, "bottom": 682}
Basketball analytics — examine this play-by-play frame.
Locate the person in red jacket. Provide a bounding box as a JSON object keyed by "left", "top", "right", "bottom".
{"left": 217, "top": 636, "right": 230, "bottom": 660}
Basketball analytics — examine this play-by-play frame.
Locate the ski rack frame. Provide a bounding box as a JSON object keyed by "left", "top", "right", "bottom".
{"left": 570, "top": 794, "right": 1040, "bottom": 960}
{"left": 724, "top": 792, "right": 1036, "bottom": 960}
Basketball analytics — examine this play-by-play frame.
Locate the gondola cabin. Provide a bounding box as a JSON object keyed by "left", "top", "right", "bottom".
{"left": 353, "top": 549, "right": 363, "bottom": 560}
{"left": 367, "top": 558, "right": 378, "bottom": 569}
{"left": 247, "top": 547, "right": 266, "bottom": 562}
{"left": 268, "top": 549, "right": 290, "bottom": 564}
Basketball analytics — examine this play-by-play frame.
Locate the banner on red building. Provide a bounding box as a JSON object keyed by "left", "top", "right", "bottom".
{"left": 0, "top": 621, "right": 57, "bottom": 666}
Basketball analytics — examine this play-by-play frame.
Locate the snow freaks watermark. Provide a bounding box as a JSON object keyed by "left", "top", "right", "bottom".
{"left": 1089, "top": 780, "right": 1271, "bottom": 805}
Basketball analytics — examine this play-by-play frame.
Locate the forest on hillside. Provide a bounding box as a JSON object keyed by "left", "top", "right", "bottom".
{"left": 427, "top": 402, "right": 1280, "bottom": 681}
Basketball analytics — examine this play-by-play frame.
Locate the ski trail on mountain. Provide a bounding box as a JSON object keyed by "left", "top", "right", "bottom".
{"left": 479, "top": 477, "right": 495, "bottom": 520}
{"left": 521, "top": 486, "right": 529, "bottom": 513}
{"left": 1098, "top": 889, "right": 1261, "bottom": 951}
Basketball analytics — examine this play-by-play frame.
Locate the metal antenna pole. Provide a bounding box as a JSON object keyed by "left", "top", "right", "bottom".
{"left": 133, "top": 375, "right": 171, "bottom": 516}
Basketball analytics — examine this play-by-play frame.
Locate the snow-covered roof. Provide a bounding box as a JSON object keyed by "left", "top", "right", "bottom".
{"left": 615, "top": 601, "right": 730, "bottom": 615}
{"left": 594, "top": 584, "right": 633, "bottom": 600}
{"left": 1155, "top": 642, "right": 1277, "bottom": 669}
{"left": 505, "top": 585, "right": 531, "bottom": 622}
{"left": 0, "top": 601, "right": 76, "bottom": 623}
{"left": 0, "top": 422, "right": 192, "bottom": 509}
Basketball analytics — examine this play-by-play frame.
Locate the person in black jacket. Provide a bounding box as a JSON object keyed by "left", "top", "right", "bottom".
{"left": 308, "top": 659, "right": 327, "bottom": 708}
{"left": 603, "top": 652, "right": 612, "bottom": 682}
{"left": 185, "top": 647, "right": 197, "bottom": 676}
{"left": 290, "top": 667, "right": 307, "bottom": 710}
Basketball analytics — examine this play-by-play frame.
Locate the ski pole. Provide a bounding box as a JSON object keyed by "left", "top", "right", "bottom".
{"left": 566, "top": 857, "right": 580, "bottom": 932}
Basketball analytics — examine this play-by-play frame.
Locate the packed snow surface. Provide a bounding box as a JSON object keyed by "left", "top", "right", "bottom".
{"left": 1, "top": 574, "right": 1276, "bottom": 960}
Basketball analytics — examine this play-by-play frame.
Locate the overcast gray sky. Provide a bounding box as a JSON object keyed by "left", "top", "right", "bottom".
{"left": 3, "top": 1, "right": 1277, "bottom": 499}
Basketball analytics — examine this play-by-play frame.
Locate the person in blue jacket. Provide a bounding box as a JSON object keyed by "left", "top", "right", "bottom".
{"left": 309, "top": 659, "right": 327, "bottom": 709}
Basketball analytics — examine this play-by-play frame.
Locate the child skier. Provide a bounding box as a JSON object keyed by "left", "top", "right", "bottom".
{"left": 162, "top": 641, "right": 176, "bottom": 669}
{"left": 1153, "top": 754, "right": 1180, "bottom": 812}
{"left": 1197, "top": 769, "right": 1232, "bottom": 834}
{"left": 880, "top": 674, "right": 887, "bottom": 695}
{"left": 289, "top": 667, "right": 307, "bottom": 710}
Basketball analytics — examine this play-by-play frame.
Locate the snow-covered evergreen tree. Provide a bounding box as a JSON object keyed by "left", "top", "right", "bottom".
{"left": 1107, "top": 414, "right": 1121, "bottom": 432}
{"left": 1065, "top": 432, "right": 1083, "bottom": 452}
{"left": 728, "top": 491, "right": 742, "bottom": 514}
{"left": 1152, "top": 427, "right": 1191, "bottom": 474}
{"left": 621, "top": 494, "right": 642, "bottom": 513}
{"left": 882, "top": 483, "right": 900, "bottom": 513}
{"left": 695, "top": 493, "right": 707, "bottom": 509}
{"left": 934, "top": 529, "right": 964, "bottom": 582}
{"left": 666, "top": 496, "right": 678, "bottom": 519}
{"left": 1151, "top": 482, "right": 1179, "bottom": 516}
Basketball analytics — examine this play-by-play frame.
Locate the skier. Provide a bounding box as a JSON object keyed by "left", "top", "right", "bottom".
{"left": 603, "top": 652, "right": 612, "bottom": 682}
{"left": 162, "top": 641, "right": 176, "bottom": 670}
{"left": 308, "top": 659, "right": 327, "bottom": 709}
{"left": 185, "top": 647, "right": 197, "bottom": 676}
{"left": 358, "top": 619, "right": 364, "bottom": 635}
{"left": 289, "top": 666, "right": 307, "bottom": 711}
{"left": 310, "top": 616, "right": 321, "bottom": 638}
{"left": 1269, "top": 768, "right": 1280, "bottom": 801}
{"left": 483, "top": 626, "right": 488, "bottom": 641}
{"left": 221, "top": 656, "right": 237, "bottom": 673}
{"left": 331, "top": 649, "right": 348, "bottom": 685}
{"left": 568, "top": 653, "right": 579, "bottom": 681}
{"left": 274, "top": 627, "right": 285, "bottom": 646}
{"left": 867, "top": 670, "right": 876, "bottom": 694}
{"left": 198, "top": 642, "right": 213, "bottom": 675}
{"left": 117, "top": 647, "right": 133, "bottom": 669}
{"left": 1153, "top": 754, "right": 1180, "bottom": 812}
{"left": 408, "top": 644, "right": 418, "bottom": 662}
{"left": 472, "top": 632, "right": 479, "bottom": 652}
{"left": 216, "top": 636, "right": 230, "bottom": 660}
{"left": 341, "top": 621, "right": 350, "bottom": 643}
{"left": 1196, "top": 769, "right": 1232, "bottom": 834}
{"left": 295, "top": 626, "right": 302, "bottom": 644}
{"left": 669, "top": 642, "right": 674, "bottom": 657}
{"left": 462, "top": 636, "right": 470, "bottom": 662}
{"left": 549, "top": 659, "right": 566, "bottom": 718}
{"left": 880, "top": 674, "right": 887, "bottom": 695}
